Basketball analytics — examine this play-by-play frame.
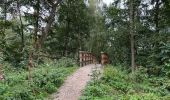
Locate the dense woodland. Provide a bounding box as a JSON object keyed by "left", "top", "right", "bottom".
{"left": 0, "top": 0, "right": 170, "bottom": 99}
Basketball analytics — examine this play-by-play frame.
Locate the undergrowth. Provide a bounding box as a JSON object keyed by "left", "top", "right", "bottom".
{"left": 0, "top": 58, "right": 77, "bottom": 100}
{"left": 80, "top": 65, "right": 170, "bottom": 100}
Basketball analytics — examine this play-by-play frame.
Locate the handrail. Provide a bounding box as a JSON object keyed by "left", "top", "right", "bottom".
{"left": 79, "top": 51, "right": 96, "bottom": 67}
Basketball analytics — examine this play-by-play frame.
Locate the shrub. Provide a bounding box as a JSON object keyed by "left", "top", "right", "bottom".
{"left": 81, "top": 65, "right": 170, "bottom": 100}
{"left": 43, "top": 82, "right": 56, "bottom": 94}
{"left": 0, "top": 62, "right": 76, "bottom": 99}
{"left": 56, "top": 57, "right": 77, "bottom": 67}
{"left": 82, "top": 83, "right": 112, "bottom": 97}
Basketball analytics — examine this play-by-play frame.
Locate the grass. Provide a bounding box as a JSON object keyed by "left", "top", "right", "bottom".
{"left": 0, "top": 59, "right": 77, "bottom": 100}
{"left": 80, "top": 65, "right": 170, "bottom": 100}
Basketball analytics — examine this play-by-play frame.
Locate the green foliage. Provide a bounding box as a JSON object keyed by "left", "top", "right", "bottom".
{"left": 0, "top": 61, "right": 77, "bottom": 100}
{"left": 43, "top": 82, "right": 56, "bottom": 94}
{"left": 56, "top": 57, "right": 77, "bottom": 67}
{"left": 80, "top": 83, "right": 112, "bottom": 100}
{"left": 102, "top": 0, "right": 170, "bottom": 68}
{"left": 159, "top": 42, "right": 170, "bottom": 68}
{"left": 44, "top": 0, "right": 91, "bottom": 57}
{"left": 90, "top": 67, "right": 101, "bottom": 85}
{"left": 80, "top": 65, "right": 170, "bottom": 100}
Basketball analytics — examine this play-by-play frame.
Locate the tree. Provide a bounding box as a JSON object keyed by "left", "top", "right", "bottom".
{"left": 129, "top": 0, "right": 135, "bottom": 72}
{"left": 44, "top": 0, "right": 91, "bottom": 58}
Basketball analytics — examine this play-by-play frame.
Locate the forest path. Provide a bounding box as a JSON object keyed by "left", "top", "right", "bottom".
{"left": 50, "top": 64, "right": 102, "bottom": 100}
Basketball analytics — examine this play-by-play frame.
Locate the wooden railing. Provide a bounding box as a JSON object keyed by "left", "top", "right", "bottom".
{"left": 79, "top": 51, "right": 96, "bottom": 67}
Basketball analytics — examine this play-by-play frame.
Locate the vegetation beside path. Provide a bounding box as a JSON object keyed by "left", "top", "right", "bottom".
{"left": 0, "top": 58, "right": 77, "bottom": 100}
{"left": 80, "top": 65, "right": 170, "bottom": 100}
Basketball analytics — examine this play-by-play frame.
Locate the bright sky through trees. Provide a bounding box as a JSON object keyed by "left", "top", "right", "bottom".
{"left": 103, "top": 0, "right": 113, "bottom": 5}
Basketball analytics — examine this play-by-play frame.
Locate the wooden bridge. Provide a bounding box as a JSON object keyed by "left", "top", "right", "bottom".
{"left": 79, "top": 51, "right": 108, "bottom": 67}
{"left": 79, "top": 51, "right": 96, "bottom": 67}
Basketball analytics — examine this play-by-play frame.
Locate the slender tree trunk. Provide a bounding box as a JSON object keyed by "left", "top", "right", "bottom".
{"left": 27, "top": 50, "right": 36, "bottom": 95}
{"left": 78, "top": 32, "right": 81, "bottom": 50}
{"left": 65, "top": 18, "right": 70, "bottom": 57}
{"left": 34, "top": 0, "right": 40, "bottom": 50}
{"left": 129, "top": 0, "right": 135, "bottom": 72}
{"left": 17, "top": 0, "right": 25, "bottom": 49}
{"left": 27, "top": 0, "right": 40, "bottom": 80}
{"left": 28, "top": 51, "right": 33, "bottom": 81}
{"left": 64, "top": 1, "right": 71, "bottom": 57}
{"left": 2, "top": 1, "right": 7, "bottom": 40}
{"left": 0, "top": 1, "right": 7, "bottom": 80}
{"left": 155, "top": 0, "right": 160, "bottom": 33}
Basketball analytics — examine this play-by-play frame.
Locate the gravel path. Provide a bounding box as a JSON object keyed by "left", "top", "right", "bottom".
{"left": 50, "top": 64, "right": 102, "bottom": 100}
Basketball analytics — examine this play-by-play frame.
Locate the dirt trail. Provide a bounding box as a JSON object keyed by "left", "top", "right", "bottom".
{"left": 50, "top": 64, "right": 102, "bottom": 100}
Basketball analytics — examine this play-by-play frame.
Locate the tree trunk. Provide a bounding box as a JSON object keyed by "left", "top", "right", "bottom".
{"left": 155, "top": 0, "right": 160, "bottom": 33}
{"left": 64, "top": 18, "right": 70, "bottom": 57}
{"left": 27, "top": 0, "right": 40, "bottom": 77}
{"left": 41, "top": 0, "right": 62, "bottom": 45}
{"left": 17, "top": 0, "right": 25, "bottom": 50}
{"left": 34, "top": 0, "right": 40, "bottom": 50}
{"left": 129, "top": 0, "right": 135, "bottom": 72}
{"left": 0, "top": 1, "right": 7, "bottom": 80}
{"left": 28, "top": 51, "right": 33, "bottom": 81}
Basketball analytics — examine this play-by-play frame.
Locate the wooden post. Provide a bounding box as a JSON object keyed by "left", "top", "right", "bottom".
{"left": 82, "top": 51, "right": 84, "bottom": 66}
{"left": 89, "top": 53, "right": 91, "bottom": 64}
{"left": 101, "top": 52, "right": 108, "bottom": 65}
{"left": 91, "top": 54, "right": 92, "bottom": 64}
{"left": 92, "top": 55, "right": 95, "bottom": 64}
{"left": 85, "top": 53, "right": 86, "bottom": 66}
{"left": 79, "top": 51, "right": 82, "bottom": 67}
{"left": 88, "top": 53, "right": 90, "bottom": 64}
{"left": 86, "top": 53, "right": 88, "bottom": 65}
{"left": 82, "top": 52, "right": 85, "bottom": 66}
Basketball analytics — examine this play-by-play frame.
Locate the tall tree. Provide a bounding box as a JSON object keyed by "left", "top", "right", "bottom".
{"left": 41, "top": 0, "right": 62, "bottom": 45}
{"left": 17, "top": 0, "right": 25, "bottom": 49}
{"left": 129, "top": 0, "right": 135, "bottom": 71}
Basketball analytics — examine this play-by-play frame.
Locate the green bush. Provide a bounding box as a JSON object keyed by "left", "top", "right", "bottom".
{"left": 56, "top": 57, "right": 77, "bottom": 67}
{"left": 0, "top": 83, "right": 35, "bottom": 100}
{"left": 0, "top": 61, "right": 77, "bottom": 100}
{"left": 102, "top": 66, "right": 125, "bottom": 82}
{"left": 43, "top": 82, "right": 56, "bottom": 94}
{"left": 82, "top": 83, "right": 112, "bottom": 97}
{"left": 81, "top": 65, "right": 170, "bottom": 100}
